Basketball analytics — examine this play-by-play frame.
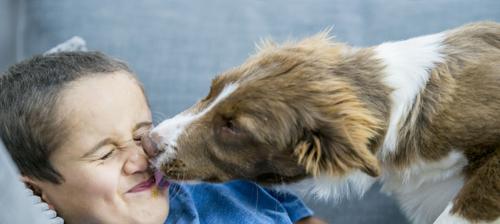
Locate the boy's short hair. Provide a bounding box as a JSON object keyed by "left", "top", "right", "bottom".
{"left": 0, "top": 51, "right": 133, "bottom": 184}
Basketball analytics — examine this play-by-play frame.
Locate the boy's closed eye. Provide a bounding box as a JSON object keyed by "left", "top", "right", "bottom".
{"left": 98, "top": 149, "right": 115, "bottom": 160}
{"left": 82, "top": 121, "right": 153, "bottom": 161}
{"left": 95, "top": 135, "right": 149, "bottom": 161}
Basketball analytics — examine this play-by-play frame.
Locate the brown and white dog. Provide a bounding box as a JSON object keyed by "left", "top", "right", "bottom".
{"left": 144, "top": 21, "right": 500, "bottom": 224}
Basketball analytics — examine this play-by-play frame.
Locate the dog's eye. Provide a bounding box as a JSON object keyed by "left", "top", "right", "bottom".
{"left": 221, "top": 119, "right": 240, "bottom": 136}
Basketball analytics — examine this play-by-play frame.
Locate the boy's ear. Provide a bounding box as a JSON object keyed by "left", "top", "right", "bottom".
{"left": 22, "top": 176, "right": 55, "bottom": 209}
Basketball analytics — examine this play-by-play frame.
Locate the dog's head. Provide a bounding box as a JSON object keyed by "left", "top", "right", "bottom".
{"left": 147, "top": 33, "right": 382, "bottom": 185}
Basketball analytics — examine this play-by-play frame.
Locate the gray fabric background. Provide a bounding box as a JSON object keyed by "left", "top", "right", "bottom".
{"left": 0, "top": 140, "right": 53, "bottom": 224}
{"left": 1, "top": 0, "right": 499, "bottom": 223}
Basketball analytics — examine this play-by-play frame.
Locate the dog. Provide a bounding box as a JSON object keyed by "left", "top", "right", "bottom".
{"left": 143, "top": 21, "right": 500, "bottom": 223}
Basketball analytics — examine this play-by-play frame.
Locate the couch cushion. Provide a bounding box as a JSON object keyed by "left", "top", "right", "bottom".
{"left": 0, "top": 139, "right": 55, "bottom": 224}
{"left": 0, "top": 0, "right": 20, "bottom": 72}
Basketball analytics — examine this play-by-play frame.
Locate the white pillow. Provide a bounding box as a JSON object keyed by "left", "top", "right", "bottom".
{"left": 44, "top": 36, "right": 87, "bottom": 55}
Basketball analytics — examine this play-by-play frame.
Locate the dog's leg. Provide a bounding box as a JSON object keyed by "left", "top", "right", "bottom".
{"left": 437, "top": 148, "right": 500, "bottom": 224}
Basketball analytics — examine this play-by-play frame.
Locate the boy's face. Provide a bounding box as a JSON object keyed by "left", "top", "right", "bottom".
{"left": 33, "top": 72, "right": 168, "bottom": 223}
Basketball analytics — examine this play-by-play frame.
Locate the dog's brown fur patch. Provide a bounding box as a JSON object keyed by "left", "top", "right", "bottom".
{"left": 154, "top": 21, "right": 500, "bottom": 222}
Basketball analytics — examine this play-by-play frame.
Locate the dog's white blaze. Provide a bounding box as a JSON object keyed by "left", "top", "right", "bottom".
{"left": 382, "top": 151, "right": 467, "bottom": 224}
{"left": 374, "top": 32, "right": 445, "bottom": 157}
{"left": 152, "top": 83, "right": 239, "bottom": 167}
{"left": 152, "top": 112, "right": 195, "bottom": 167}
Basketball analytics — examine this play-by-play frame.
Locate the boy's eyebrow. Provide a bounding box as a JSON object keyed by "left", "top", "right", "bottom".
{"left": 82, "top": 138, "right": 114, "bottom": 158}
{"left": 81, "top": 121, "right": 153, "bottom": 158}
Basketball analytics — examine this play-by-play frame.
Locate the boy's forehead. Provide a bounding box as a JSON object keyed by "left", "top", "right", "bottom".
{"left": 60, "top": 72, "right": 146, "bottom": 111}
{"left": 55, "top": 72, "right": 151, "bottom": 149}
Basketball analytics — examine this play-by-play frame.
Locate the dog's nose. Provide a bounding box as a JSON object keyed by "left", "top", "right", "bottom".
{"left": 141, "top": 133, "right": 160, "bottom": 157}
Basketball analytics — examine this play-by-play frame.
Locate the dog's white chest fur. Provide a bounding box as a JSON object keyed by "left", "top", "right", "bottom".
{"left": 287, "top": 151, "right": 468, "bottom": 224}
{"left": 381, "top": 151, "right": 468, "bottom": 224}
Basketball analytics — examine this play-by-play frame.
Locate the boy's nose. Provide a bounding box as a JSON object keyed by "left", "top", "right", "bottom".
{"left": 141, "top": 133, "right": 160, "bottom": 157}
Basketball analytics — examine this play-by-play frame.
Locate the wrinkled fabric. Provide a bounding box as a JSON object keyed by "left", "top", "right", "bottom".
{"left": 166, "top": 180, "right": 313, "bottom": 224}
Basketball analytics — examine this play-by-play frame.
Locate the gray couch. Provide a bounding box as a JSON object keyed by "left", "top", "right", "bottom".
{"left": 1, "top": 0, "right": 499, "bottom": 223}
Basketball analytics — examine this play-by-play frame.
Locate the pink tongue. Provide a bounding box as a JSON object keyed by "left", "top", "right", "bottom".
{"left": 154, "top": 170, "right": 169, "bottom": 188}
{"left": 154, "top": 170, "right": 163, "bottom": 186}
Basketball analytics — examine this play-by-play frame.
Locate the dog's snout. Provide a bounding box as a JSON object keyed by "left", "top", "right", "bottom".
{"left": 141, "top": 133, "right": 161, "bottom": 157}
{"left": 150, "top": 131, "right": 162, "bottom": 144}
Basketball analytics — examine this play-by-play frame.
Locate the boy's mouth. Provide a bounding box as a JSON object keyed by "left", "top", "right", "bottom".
{"left": 127, "top": 171, "right": 169, "bottom": 193}
{"left": 128, "top": 176, "right": 156, "bottom": 193}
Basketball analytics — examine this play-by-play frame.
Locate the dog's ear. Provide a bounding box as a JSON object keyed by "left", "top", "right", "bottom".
{"left": 294, "top": 124, "right": 380, "bottom": 177}
{"left": 293, "top": 80, "right": 382, "bottom": 178}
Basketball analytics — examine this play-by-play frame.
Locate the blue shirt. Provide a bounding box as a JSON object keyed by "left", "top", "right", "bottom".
{"left": 165, "top": 180, "right": 313, "bottom": 224}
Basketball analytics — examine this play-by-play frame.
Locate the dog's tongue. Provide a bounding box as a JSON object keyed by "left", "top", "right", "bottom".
{"left": 151, "top": 170, "right": 170, "bottom": 198}
{"left": 154, "top": 170, "right": 169, "bottom": 189}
